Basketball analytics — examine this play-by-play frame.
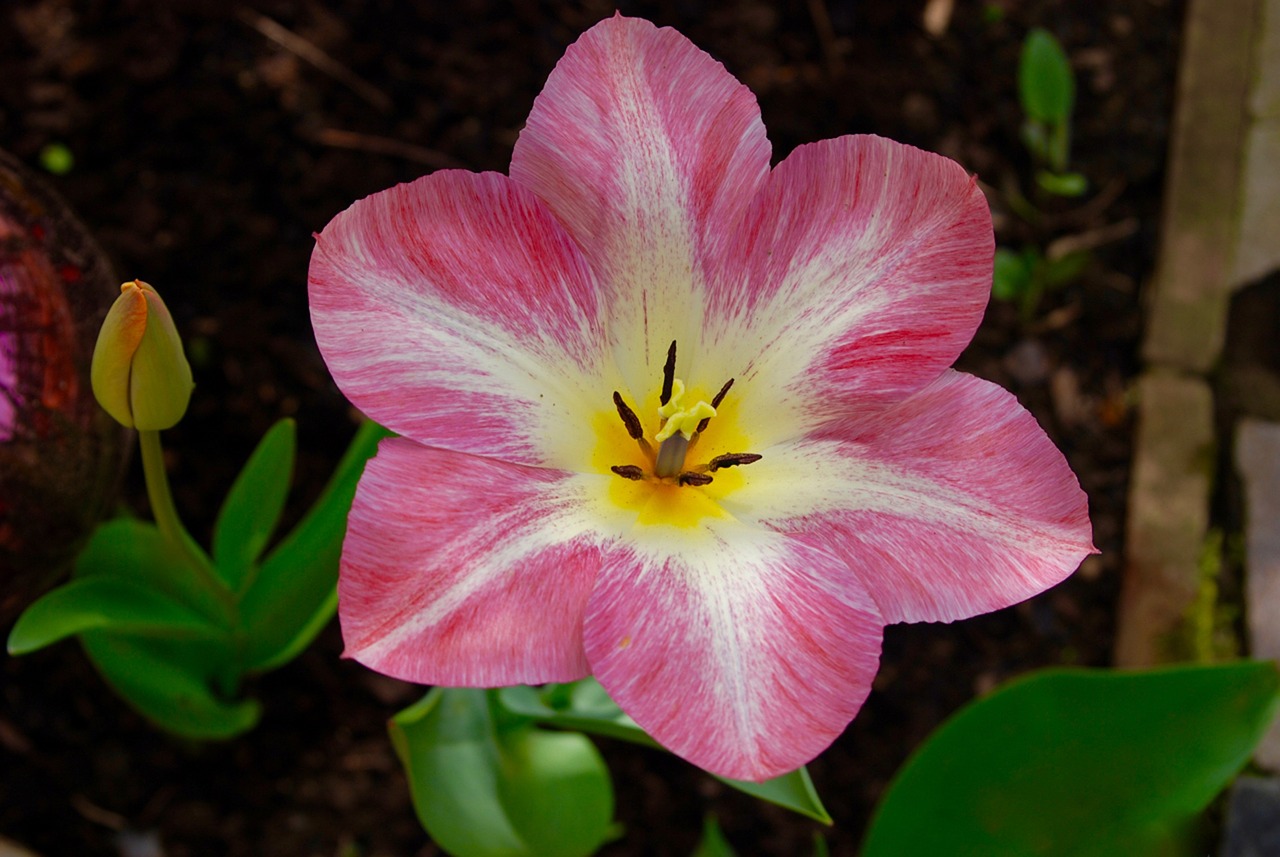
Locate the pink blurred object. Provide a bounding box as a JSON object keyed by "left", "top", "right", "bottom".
{"left": 0, "top": 148, "right": 127, "bottom": 620}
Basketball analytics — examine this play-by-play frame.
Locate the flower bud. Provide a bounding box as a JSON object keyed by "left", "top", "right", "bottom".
{"left": 90, "top": 279, "right": 193, "bottom": 429}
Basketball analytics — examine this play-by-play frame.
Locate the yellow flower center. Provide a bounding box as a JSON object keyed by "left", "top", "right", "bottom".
{"left": 591, "top": 340, "right": 762, "bottom": 528}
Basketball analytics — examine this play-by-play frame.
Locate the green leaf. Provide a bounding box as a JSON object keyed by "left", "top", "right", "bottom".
{"left": 1036, "top": 169, "right": 1088, "bottom": 198}
{"left": 1019, "top": 28, "right": 1075, "bottom": 125}
{"left": 212, "top": 418, "right": 296, "bottom": 590}
{"left": 80, "top": 632, "right": 260, "bottom": 739}
{"left": 861, "top": 662, "right": 1280, "bottom": 857}
{"left": 992, "top": 248, "right": 1032, "bottom": 301}
{"left": 497, "top": 680, "right": 832, "bottom": 824}
{"left": 7, "top": 576, "right": 225, "bottom": 655}
{"left": 1043, "top": 249, "right": 1091, "bottom": 288}
{"left": 241, "top": 420, "right": 391, "bottom": 671}
{"left": 692, "top": 816, "right": 739, "bottom": 857}
{"left": 74, "top": 517, "right": 226, "bottom": 624}
{"left": 721, "top": 767, "right": 830, "bottom": 826}
{"left": 391, "top": 688, "right": 614, "bottom": 857}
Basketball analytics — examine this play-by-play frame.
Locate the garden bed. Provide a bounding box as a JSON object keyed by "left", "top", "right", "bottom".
{"left": 1, "top": 1, "right": 1183, "bottom": 854}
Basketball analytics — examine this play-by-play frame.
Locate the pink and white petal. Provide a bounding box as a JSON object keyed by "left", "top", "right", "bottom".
{"left": 583, "top": 525, "right": 883, "bottom": 782}
{"left": 309, "top": 170, "right": 613, "bottom": 469}
{"left": 510, "top": 15, "right": 771, "bottom": 395}
{"left": 339, "top": 438, "right": 604, "bottom": 686}
{"left": 699, "top": 136, "right": 993, "bottom": 447}
{"left": 727, "top": 371, "right": 1094, "bottom": 624}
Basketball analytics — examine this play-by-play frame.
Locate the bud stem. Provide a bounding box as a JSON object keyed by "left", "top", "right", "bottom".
{"left": 138, "top": 429, "right": 236, "bottom": 615}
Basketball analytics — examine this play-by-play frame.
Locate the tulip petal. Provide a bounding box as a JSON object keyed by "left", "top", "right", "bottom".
{"left": 309, "top": 171, "right": 612, "bottom": 469}
{"left": 700, "top": 135, "right": 993, "bottom": 446}
{"left": 583, "top": 526, "right": 883, "bottom": 782}
{"left": 129, "top": 285, "right": 194, "bottom": 431}
{"left": 734, "top": 371, "right": 1094, "bottom": 624}
{"left": 339, "top": 438, "right": 603, "bottom": 685}
{"left": 511, "top": 15, "right": 771, "bottom": 396}
{"left": 91, "top": 283, "right": 148, "bottom": 427}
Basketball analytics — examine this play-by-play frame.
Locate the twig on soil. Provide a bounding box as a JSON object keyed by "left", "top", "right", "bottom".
{"left": 310, "top": 128, "right": 463, "bottom": 169}
{"left": 236, "top": 8, "right": 392, "bottom": 113}
{"left": 70, "top": 795, "right": 128, "bottom": 830}
{"left": 1046, "top": 217, "right": 1140, "bottom": 260}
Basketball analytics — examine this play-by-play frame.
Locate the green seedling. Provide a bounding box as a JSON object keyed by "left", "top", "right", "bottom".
{"left": 8, "top": 279, "right": 390, "bottom": 739}
{"left": 1018, "top": 28, "right": 1087, "bottom": 196}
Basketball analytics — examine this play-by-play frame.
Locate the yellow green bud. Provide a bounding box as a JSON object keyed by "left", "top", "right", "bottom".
{"left": 90, "top": 279, "right": 193, "bottom": 430}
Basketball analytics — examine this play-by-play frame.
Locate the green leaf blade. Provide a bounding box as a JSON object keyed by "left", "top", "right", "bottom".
{"left": 1035, "top": 169, "right": 1088, "bottom": 198}
{"left": 1019, "top": 28, "right": 1075, "bottom": 125}
{"left": 862, "top": 662, "right": 1280, "bottom": 857}
{"left": 241, "top": 420, "right": 390, "bottom": 671}
{"left": 715, "top": 767, "right": 831, "bottom": 825}
{"left": 212, "top": 418, "right": 296, "bottom": 589}
{"left": 992, "top": 248, "right": 1032, "bottom": 301}
{"left": 81, "top": 632, "right": 260, "bottom": 740}
{"left": 497, "top": 680, "right": 831, "bottom": 823}
{"left": 75, "top": 518, "right": 226, "bottom": 622}
{"left": 692, "top": 816, "right": 739, "bottom": 857}
{"left": 8, "top": 576, "right": 225, "bottom": 655}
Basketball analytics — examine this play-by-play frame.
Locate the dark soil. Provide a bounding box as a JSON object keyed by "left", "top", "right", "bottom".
{"left": 1, "top": 1, "right": 1182, "bottom": 855}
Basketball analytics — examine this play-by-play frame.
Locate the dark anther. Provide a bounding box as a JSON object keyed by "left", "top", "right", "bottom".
{"left": 709, "top": 378, "right": 735, "bottom": 408}
{"left": 678, "top": 471, "right": 714, "bottom": 486}
{"left": 612, "top": 391, "right": 644, "bottom": 439}
{"left": 708, "top": 452, "right": 762, "bottom": 471}
{"left": 696, "top": 378, "right": 736, "bottom": 434}
{"left": 660, "top": 340, "right": 677, "bottom": 405}
{"left": 611, "top": 465, "right": 646, "bottom": 480}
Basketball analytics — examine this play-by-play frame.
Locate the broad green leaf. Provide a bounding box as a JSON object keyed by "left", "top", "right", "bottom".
{"left": 212, "top": 418, "right": 296, "bottom": 590}
{"left": 992, "top": 248, "right": 1032, "bottom": 301}
{"left": 7, "top": 576, "right": 225, "bottom": 655}
{"left": 692, "top": 816, "right": 739, "bottom": 857}
{"left": 81, "top": 632, "right": 260, "bottom": 739}
{"left": 241, "top": 420, "right": 391, "bottom": 671}
{"left": 1019, "top": 28, "right": 1075, "bottom": 125}
{"left": 497, "top": 680, "right": 832, "bottom": 824}
{"left": 391, "top": 688, "right": 614, "bottom": 857}
{"left": 1036, "top": 169, "right": 1088, "bottom": 198}
{"left": 74, "top": 517, "right": 227, "bottom": 625}
{"left": 494, "top": 716, "right": 615, "bottom": 856}
{"left": 862, "top": 662, "right": 1280, "bottom": 857}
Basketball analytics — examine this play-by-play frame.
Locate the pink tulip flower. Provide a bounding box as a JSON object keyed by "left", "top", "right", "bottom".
{"left": 309, "top": 15, "right": 1094, "bottom": 782}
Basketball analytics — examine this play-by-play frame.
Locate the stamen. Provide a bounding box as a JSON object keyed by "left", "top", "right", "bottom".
{"left": 611, "top": 465, "right": 646, "bottom": 480}
{"left": 710, "top": 378, "right": 735, "bottom": 409}
{"left": 660, "top": 340, "right": 677, "bottom": 405}
{"left": 708, "top": 452, "right": 762, "bottom": 471}
{"left": 678, "top": 471, "right": 714, "bottom": 487}
{"left": 612, "top": 391, "right": 644, "bottom": 439}
{"left": 696, "top": 378, "right": 735, "bottom": 434}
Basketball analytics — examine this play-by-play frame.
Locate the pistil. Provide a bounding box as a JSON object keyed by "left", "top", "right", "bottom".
{"left": 654, "top": 433, "right": 689, "bottom": 478}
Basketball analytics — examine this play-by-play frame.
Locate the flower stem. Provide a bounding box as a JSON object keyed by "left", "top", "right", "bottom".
{"left": 138, "top": 429, "right": 235, "bottom": 612}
